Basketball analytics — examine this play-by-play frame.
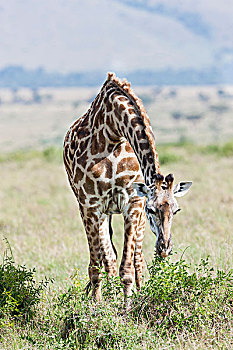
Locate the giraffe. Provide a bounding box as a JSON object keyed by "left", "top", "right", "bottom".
{"left": 63, "top": 73, "right": 192, "bottom": 302}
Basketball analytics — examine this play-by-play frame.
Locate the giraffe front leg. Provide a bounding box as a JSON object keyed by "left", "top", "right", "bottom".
{"left": 88, "top": 245, "right": 102, "bottom": 301}
{"left": 120, "top": 200, "right": 143, "bottom": 304}
{"left": 134, "top": 210, "right": 146, "bottom": 291}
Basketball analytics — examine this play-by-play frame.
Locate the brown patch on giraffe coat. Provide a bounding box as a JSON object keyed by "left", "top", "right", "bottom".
{"left": 114, "top": 109, "right": 123, "bottom": 122}
{"left": 91, "top": 135, "right": 98, "bottom": 155}
{"left": 128, "top": 108, "right": 135, "bottom": 115}
{"left": 106, "top": 100, "right": 113, "bottom": 112}
{"left": 78, "top": 187, "right": 86, "bottom": 204}
{"left": 77, "top": 128, "right": 89, "bottom": 139}
{"left": 92, "top": 158, "right": 113, "bottom": 179}
{"left": 107, "top": 144, "right": 115, "bottom": 153}
{"left": 113, "top": 143, "right": 122, "bottom": 157}
{"left": 105, "top": 159, "right": 113, "bottom": 179}
{"left": 98, "top": 129, "right": 106, "bottom": 153}
{"left": 131, "top": 117, "right": 144, "bottom": 128}
{"left": 89, "top": 197, "right": 99, "bottom": 205}
{"left": 140, "top": 142, "right": 149, "bottom": 151}
{"left": 136, "top": 129, "right": 146, "bottom": 140}
{"left": 115, "top": 175, "right": 129, "bottom": 187}
{"left": 80, "top": 138, "right": 89, "bottom": 151}
{"left": 83, "top": 176, "right": 95, "bottom": 195}
{"left": 124, "top": 114, "right": 128, "bottom": 126}
{"left": 76, "top": 149, "right": 88, "bottom": 163}
{"left": 117, "top": 157, "right": 139, "bottom": 174}
{"left": 117, "top": 102, "right": 126, "bottom": 116}
{"left": 71, "top": 140, "right": 75, "bottom": 149}
{"left": 97, "top": 181, "right": 111, "bottom": 196}
{"left": 118, "top": 96, "right": 128, "bottom": 102}
{"left": 93, "top": 238, "right": 99, "bottom": 246}
{"left": 125, "top": 142, "right": 134, "bottom": 153}
{"left": 74, "top": 168, "right": 84, "bottom": 183}
{"left": 106, "top": 113, "right": 112, "bottom": 126}
{"left": 105, "top": 128, "right": 119, "bottom": 142}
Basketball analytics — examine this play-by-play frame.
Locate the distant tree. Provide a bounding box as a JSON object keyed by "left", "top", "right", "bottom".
{"left": 198, "top": 92, "right": 209, "bottom": 102}
{"left": 210, "top": 104, "right": 229, "bottom": 114}
{"left": 171, "top": 111, "right": 182, "bottom": 120}
{"left": 185, "top": 114, "right": 202, "bottom": 121}
{"left": 32, "top": 89, "right": 42, "bottom": 104}
{"left": 168, "top": 89, "right": 177, "bottom": 97}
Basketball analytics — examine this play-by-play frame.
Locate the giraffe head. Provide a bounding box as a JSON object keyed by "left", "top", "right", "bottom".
{"left": 133, "top": 174, "right": 192, "bottom": 258}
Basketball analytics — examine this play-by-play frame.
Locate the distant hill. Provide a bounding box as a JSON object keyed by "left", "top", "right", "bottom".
{"left": 0, "top": 65, "right": 231, "bottom": 88}
{"left": 1, "top": 1, "right": 233, "bottom": 76}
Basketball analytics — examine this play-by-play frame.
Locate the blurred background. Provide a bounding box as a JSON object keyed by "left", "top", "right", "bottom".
{"left": 0, "top": 0, "right": 233, "bottom": 151}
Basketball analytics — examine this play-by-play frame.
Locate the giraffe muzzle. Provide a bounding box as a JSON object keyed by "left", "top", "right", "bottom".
{"left": 156, "top": 238, "right": 172, "bottom": 258}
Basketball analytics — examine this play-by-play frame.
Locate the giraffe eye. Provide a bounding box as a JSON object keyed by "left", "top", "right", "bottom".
{"left": 173, "top": 208, "right": 181, "bottom": 215}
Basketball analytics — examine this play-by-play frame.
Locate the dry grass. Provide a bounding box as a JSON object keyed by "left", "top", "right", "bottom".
{"left": 0, "top": 147, "right": 232, "bottom": 283}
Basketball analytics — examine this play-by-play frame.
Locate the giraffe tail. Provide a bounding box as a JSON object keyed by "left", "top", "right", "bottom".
{"left": 109, "top": 215, "right": 118, "bottom": 259}
{"left": 109, "top": 214, "right": 113, "bottom": 240}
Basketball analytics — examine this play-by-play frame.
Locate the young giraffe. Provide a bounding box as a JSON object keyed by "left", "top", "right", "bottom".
{"left": 63, "top": 73, "right": 192, "bottom": 302}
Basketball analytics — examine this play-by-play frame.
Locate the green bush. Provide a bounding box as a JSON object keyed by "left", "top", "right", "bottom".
{"left": 202, "top": 139, "right": 233, "bottom": 157}
{"left": 0, "top": 243, "right": 48, "bottom": 320}
{"left": 52, "top": 254, "right": 232, "bottom": 349}
{"left": 130, "top": 253, "right": 232, "bottom": 337}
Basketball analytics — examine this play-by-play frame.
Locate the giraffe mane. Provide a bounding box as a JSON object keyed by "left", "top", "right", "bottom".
{"left": 107, "top": 72, "right": 160, "bottom": 174}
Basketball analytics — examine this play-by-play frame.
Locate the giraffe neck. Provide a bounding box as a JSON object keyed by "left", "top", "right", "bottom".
{"left": 100, "top": 73, "right": 160, "bottom": 187}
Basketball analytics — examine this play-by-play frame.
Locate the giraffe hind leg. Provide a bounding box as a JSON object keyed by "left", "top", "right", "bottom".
{"left": 85, "top": 213, "right": 117, "bottom": 301}
{"left": 79, "top": 205, "right": 103, "bottom": 301}
{"left": 99, "top": 215, "right": 117, "bottom": 278}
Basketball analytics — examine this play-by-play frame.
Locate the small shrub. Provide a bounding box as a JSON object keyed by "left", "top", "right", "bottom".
{"left": 42, "top": 146, "right": 62, "bottom": 163}
{"left": 0, "top": 242, "right": 49, "bottom": 320}
{"left": 159, "top": 152, "right": 182, "bottom": 165}
{"left": 130, "top": 253, "right": 232, "bottom": 337}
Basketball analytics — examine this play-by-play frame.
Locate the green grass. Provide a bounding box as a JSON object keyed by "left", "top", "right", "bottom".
{"left": 0, "top": 143, "right": 232, "bottom": 349}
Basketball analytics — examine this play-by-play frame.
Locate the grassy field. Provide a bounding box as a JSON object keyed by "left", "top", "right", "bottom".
{"left": 0, "top": 143, "right": 232, "bottom": 349}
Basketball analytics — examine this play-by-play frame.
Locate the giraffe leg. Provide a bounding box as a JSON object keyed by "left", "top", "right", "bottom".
{"left": 120, "top": 199, "right": 144, "bottom": 303}
{"left": 88, "top": 246, "right": 102, "bottom": 302}
{"left": 79, "top": 205, "right": 103, "bottom": 301}
{"left": 134, "top": 210, "right": 146, "bottom": 291}
{"left": 79, "top": 206, "right": 117, "bottom": 300}
{"left": 98, "top": 215, "right": 117, "bottom": 278}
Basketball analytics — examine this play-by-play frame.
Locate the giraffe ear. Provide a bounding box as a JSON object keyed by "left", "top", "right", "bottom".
{"left": 173, "top": 181, "right": 192, "bottom": 197}
{"left": 133, "top": 183, "right": 149, "bottom": 198}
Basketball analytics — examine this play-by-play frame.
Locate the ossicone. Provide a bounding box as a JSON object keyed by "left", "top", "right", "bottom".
{"left": 165, "top": 173, "right": 174, "bottom": 191}
{"left": 155, "top": 173, "right": 164, "bottom": 190}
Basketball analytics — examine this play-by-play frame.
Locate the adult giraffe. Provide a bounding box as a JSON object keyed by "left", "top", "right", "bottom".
{"left": 63, "top": 73, "right": 192, "bottom": 301}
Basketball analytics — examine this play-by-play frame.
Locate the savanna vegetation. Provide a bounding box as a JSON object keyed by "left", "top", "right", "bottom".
{"left": 0, "top": 141, "right": 232, "bottom": 349}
